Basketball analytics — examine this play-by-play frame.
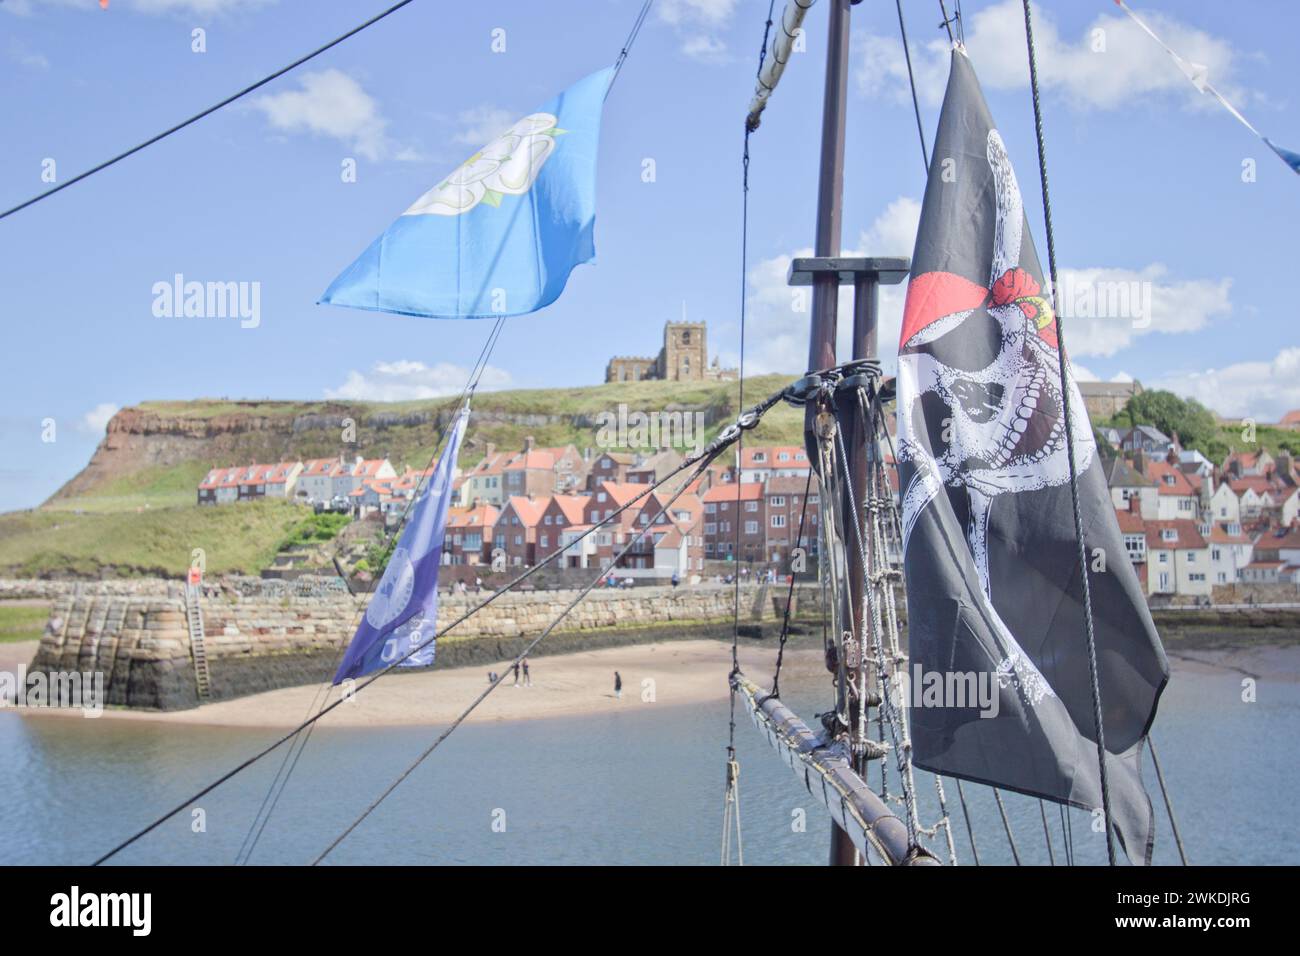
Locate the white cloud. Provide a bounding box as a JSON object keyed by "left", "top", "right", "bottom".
{"left": 856, "top": 0, "right": 1253, "bottom": 111}
{"left": 81, "top": 402, "right": 119, "bottom": 434}
{"left": 8, "top": 39, "right": 49, "bottom": 69}
{"left": 325, "top": 360, "right": 512, "bottom": 402}
{"left": 724, "top": 196, "right": 1230, "bottom": 380}
{"left": 681, "top": 35, "right": 732, "bottom": 64}
{"left": 721, "top": 197, "right": 920, "bottom": 375}
{"left": 249, "top": 69, "right": 408, "bottom": 162}
{"left": 657, "top": 0, "right": 737, "bottom": 63}
{"left": 451, "top": 106, "right": 516, "bottom": 148}
{"left": 657, "top": 0, "right": 736, "bottom": 27}
{"left": 1070, "top": 363, "right": 1135, "bottom": 384}
{"left": 1057, "top": 265, "right": 1232, "bottom": 358}
{"left": 1152, "top": 348, "right": 1300, "bottom": 421}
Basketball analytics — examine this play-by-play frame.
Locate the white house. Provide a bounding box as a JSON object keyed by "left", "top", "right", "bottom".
{"left": 1147, "top": 461, "right": 1199, "bottom": 521}
{"left": 1145, "top": 519, "right": 1211, "bottom": 598}
{"left": 739, "top": 445, "right": 811, "bottom": 484}
{"left": 1205, "top": 521, "right": 1253, "bottom": 585}
{"left": 1206, "top": 481, "right": 1241, "bottom": 523}
{"left": 1107, "top": 458, "right": 1158, "bottom": 519}
{"left": 297, "top": 458, "right": 339, "bottom": 503}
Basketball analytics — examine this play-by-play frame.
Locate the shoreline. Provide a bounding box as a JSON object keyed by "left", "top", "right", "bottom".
{"left": 6, "top": 640, "right": 827, "bottom": 730}
{"left": 5, "top": 637, "right": 1298, "bottom": 730}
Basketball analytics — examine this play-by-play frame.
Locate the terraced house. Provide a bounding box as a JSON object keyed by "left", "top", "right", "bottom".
{"left": 197, "top": 461, "right": 302, "bottom": 505}
{"left": 443, "top": 503, "right": 498, "bottom": 566}
{"left": 492, "top": 496, "right": 547, "bottom": 568}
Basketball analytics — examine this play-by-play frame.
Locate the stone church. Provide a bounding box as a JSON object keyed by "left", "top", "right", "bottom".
{"left": 605, "top": 321, "right": 737, "bottom": 383}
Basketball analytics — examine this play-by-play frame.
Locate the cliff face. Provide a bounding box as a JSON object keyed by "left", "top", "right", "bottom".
{"left": 51, "top": 402, "right": 370, "bottom": 500}
{"left": 46, "top": 380, "right": 763, "bottom": 505}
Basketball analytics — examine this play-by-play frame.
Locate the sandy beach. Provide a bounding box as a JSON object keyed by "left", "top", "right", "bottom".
{"left": 5, "top": 637, "right": 1298, "bottom": 730}
{"left": 6, "top": 639, "right": 828, "bottom": 729}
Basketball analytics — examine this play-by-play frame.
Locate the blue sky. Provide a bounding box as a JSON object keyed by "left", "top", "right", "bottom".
{"left": 1, "top": 0, "right": 1297, "bottom": 512}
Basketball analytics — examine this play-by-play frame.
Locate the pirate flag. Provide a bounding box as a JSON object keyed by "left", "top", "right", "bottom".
{"left": 895, "top": 48, "right": 1169, "bottom": 864}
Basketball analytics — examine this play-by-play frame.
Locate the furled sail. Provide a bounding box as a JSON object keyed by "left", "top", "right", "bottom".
{"left": 894, "top": 48, "right": 1169, "bottom": 863}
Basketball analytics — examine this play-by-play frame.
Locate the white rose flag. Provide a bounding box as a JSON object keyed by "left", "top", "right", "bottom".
{"left": 320, "top": 68, "right": 612, "bottom": 319}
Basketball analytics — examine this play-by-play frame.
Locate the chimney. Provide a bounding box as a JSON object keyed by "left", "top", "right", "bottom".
{"left": 524, "top": 435, "right": 535, "bottom": 451}
{"left": 485, "top": 442, "right": 496, "bottom": 459}
{"left": 1133, "top": 449, "right": 1146, "bottom": 475}
{"left": 1128, "top": 495, "right": 1141, "bottom": 516}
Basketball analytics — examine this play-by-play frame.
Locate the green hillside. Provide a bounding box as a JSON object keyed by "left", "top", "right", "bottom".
{"left": 2, "top": 375, "right": 806, "bottom": 578}
{"left": 0, "top": 500, "right": 307, "bottom": 578}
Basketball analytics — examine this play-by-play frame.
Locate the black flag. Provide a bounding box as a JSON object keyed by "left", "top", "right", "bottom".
{"left": 895, "top": 49, "right": 1169, "bottom": 864}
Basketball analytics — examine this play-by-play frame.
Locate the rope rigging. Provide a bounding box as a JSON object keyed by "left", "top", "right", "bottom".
{"left": 769, "top": 467, "right": 814, "bottom": 698}
{"left": 1020, "top": 0, "right": 1116, "bottom": 866}
{"left": 85, "top": 0, "right": 663, "bottom": 864}
{"left": 0, "top": 0, "right": 422, "bottom": 222}
{"left": 235, "top": 315, "right": 507, "bottom": 865}
{"left": 312, "top": 431, "right": 736, "bottom": 864}
{"left": 90, "top": 378, "right": 787, "bottom": 866}
{"left": 1149, "top": 735, "right": 1189, "bottom": 865}
{"left": 721, "top": 0, "right": 777, "bottom": 866}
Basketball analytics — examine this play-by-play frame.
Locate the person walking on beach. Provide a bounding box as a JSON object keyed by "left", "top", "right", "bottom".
{"left": 522, "top": 657, "right": 532, "bottom": 687}
{"left": 614, "top": 671, "right": 623, "bottom": 700}
{"left": 512, "top": 661, "right": 521, "bottom": 687}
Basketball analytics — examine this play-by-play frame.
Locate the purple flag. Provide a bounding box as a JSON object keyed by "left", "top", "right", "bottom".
{"left": 333, "top": 405, "right": 468, "bottom": 683}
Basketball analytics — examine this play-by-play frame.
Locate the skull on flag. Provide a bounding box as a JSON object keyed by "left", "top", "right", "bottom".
{"left": 896, "top": 128, "right": 1094, "bottom": 706}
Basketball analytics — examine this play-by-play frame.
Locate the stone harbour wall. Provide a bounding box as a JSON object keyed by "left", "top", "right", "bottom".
{"left": 27, "top": 583, "right": 825, "bottom": 711}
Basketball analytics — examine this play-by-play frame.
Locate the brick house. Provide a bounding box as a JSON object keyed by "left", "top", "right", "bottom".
{"left": 581, "top": 482, "right": 645, "bottom": 568}
{"left": 444, "top": 504, "right": 498, "bottom": 566}
{"left": 502, "top": 439, "right": 560, "bottom": 499}
{"left": 586, "top": 451, "right": 636, "bottom": 490}
{"left": 627, "top": 448, "right": 685, "bottom": 485}
{"left": 492, "top": 496, "right": 548, "bottom": 568}
{"left": 703, "top": 482, "right": 766, "bottom": 563}
{"left": 635, "top": 490, "right": 705, "bottom": 576}
{"left": 763, "top": 474, "right": 819, "bottom": 566}
{"left": 536, "top": 443, "right": 588, "bottom": 494}
{"left": 536, "top": 495, "right": 588, "bottom": 563}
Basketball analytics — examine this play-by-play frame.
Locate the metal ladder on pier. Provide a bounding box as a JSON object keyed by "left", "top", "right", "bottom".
{"left": 184, "top": 584, "right": 212, "bottom": 702}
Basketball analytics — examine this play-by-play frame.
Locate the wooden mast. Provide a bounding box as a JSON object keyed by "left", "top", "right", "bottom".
{"left": 804, "top": 0, "right": 861, "bottom": 867}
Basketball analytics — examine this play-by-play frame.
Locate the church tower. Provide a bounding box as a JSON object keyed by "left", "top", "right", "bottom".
{"left": 659, "top": 321, "right": 707, "bottom": 382}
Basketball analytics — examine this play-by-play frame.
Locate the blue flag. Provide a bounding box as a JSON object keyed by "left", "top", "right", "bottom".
{"left": 333, "top": 406, "right": 469, "bottom": 684}
{"left": 319, "top": 67, "right": 613, "bottom": 319}
{"left": 1265, "top": 138, "right": 1300, "bottom": 175}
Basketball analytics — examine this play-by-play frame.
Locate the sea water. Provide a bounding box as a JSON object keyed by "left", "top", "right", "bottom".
{"left": 0, "top": 662, "right": 1294, "bottom": 865}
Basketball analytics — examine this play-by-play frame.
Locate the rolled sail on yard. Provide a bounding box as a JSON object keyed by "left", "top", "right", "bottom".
{"left": 746, "top": 0, "right": 816, "bottom": 131}
{"left": 732, "top": 673, "right": 936, "bottom": 865}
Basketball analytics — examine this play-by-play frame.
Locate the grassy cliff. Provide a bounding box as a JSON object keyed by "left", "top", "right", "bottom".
{"left": 1, "top": 375, "right": 803, "bottom": 578}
